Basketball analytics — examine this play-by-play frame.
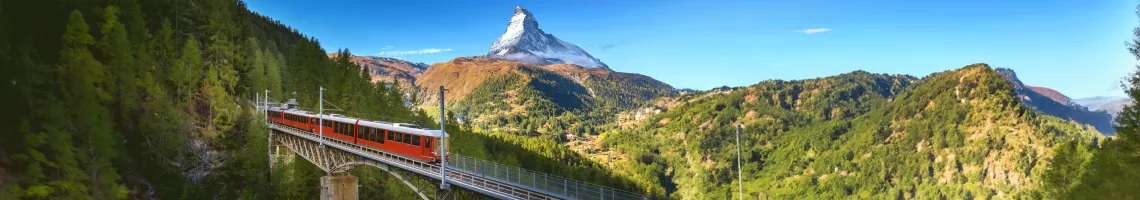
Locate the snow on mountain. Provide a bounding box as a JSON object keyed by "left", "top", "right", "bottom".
{"left": 488, "top": 6, "right": 611, "bottom": 70}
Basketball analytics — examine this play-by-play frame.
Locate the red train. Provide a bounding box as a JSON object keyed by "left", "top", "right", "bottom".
{"left": 266, "top": 107, "right": 448, "bottom": 162}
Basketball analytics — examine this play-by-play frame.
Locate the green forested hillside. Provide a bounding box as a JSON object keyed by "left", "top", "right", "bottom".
{"left": 600, "top": 65, "right": 1104, "bottom": 199}
{"left": 421, "top": 58, "right": 676, "bottom": 139}
{"left": 0, "top": 0, "right": 306, "bottom": 198}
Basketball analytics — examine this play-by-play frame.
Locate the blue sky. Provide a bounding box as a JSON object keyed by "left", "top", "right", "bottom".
{"left": 245, "top": 0, "right": 1138, "bottom": 98}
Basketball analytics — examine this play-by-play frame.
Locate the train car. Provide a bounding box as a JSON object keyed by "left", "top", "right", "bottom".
{"left": 318, "top": 114, "right": 359, "bottom": 142}
{"left": 281, "top": 110, "right": 318, "bottom": 132}
{"left": 267, "top": 108, "right": 284, "bottom": 124}
{"left": 357, "top": 120, "right": 448, "bottom": 162}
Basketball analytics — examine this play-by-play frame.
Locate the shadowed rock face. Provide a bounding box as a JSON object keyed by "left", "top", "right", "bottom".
{"left": 487, "top": 6, "right": 610, "bottom": 70}
{"left": 996, "top": 68, "right": 1116, "bottom": 135}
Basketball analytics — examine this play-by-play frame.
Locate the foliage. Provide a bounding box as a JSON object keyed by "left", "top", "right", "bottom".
{"left": 601, "top": 66, "right": 1102, "bottom": 199}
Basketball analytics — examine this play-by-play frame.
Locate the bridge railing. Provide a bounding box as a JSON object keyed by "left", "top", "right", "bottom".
{"left": 447, "top": 154, "right": 646, "bottom": 200}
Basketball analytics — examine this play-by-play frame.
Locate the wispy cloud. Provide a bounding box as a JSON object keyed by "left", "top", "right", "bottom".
{"left": 599, "top": 43, "right": 619, "bottom": 51}
{"left": 377, "top": 48, "right": 452, "bottom": 56}
{"left": 794, "top": 28, "right": 832, "bottom": 34}
{"left": 381, "top": 46, "right": 394, "bottom": 50}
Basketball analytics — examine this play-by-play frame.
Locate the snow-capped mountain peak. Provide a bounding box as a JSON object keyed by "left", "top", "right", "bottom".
{"left": 488, "top": 6, "right": 610, "bottom": 70}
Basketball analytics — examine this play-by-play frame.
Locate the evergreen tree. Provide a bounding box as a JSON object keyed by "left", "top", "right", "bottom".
{"left": 171, "top": 36, "right": 202, "bottom": 104}
{"left": 58, "top": 10, "right": 127, "bottom": 199}
{"left": 264, "top": 49, "right": 283, "bottom": 99}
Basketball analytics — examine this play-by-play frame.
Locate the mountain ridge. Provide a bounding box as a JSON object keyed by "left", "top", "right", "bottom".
{"left": 327, "top": 53, "right": 427, "bottom": 89}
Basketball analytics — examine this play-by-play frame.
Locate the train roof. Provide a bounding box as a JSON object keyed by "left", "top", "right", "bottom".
{"left": 358, "top": 120, "right": 442, "bottom": 137}
{"left": 268, "top": 106, "right": 442, "bottom": 137}
{"left": 280, "top": 109, "right": 317, "bottom": 118}
{"left": 318, "top": 114, "right": 357, "bottom": 124}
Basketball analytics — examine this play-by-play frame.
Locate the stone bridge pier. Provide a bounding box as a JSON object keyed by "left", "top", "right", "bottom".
{"left": 321, "top": 173, "right": 359, "bottom": 200}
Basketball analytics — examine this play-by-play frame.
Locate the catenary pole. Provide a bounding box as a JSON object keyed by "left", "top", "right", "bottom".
{"left": 439, "top": 86, "right": 449, "bottom": 189}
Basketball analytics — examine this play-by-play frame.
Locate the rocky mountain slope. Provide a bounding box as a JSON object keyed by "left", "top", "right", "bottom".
{"left": 328, "top": 53, "right": 427, "bottom": 89}
{"left": 487, "top": 6, "right": 610, "bottom": 69}
{"left": 995, "top": 68, "right": 1115, "bottom": 135}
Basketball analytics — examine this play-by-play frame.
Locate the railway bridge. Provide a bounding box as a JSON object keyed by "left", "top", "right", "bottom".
{"left": 258, "top": 93, "right": 647, "bottom": 200}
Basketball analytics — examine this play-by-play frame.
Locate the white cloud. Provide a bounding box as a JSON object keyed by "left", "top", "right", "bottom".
{"left": 381, "top": 46, "right": 394, "bottom": 50}
{"left": 794, "top": 28, "right": 832, "bottom": 34}
{"left": 377, "top": 48, "right": 452, "bottom": 56}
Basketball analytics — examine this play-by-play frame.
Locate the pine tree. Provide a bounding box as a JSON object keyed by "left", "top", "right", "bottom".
{"left": 154, "top": 18, "right": 176, "bottom": 79}
{"left": 172, "top": 36, "right": 202, "bottom": 104}
{"left": 58, "top": 9, "right": 126, "bottom": 199}
{"left": 264, "top": 49, "right": 284, "bottom": 99}
{"left": 246, "top": 37, "right": 267, "bottom": 95}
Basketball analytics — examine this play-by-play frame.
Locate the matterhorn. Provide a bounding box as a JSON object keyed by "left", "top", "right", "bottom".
{"left": 487, "top": 6, "right": 610, "bottom": 70}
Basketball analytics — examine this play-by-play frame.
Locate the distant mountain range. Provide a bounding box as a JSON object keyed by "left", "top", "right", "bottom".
{"left": 338, "top": 7, "right": 1125, "bottom": 138}
{"left": 1073, "top": 96, "right": 1131, "bottom": 119}
{"left": 996, "top": 68, "right": 1116, "bottom": 135}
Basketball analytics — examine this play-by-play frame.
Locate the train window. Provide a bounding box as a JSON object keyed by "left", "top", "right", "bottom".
{"left": 425, "top": 138, "right": 432, "bottom": 150}
{"left": 373, "top": 129, "right": 380, "bottom": 143}
{"left": 387, "top": 130, "right": 394, "bottom": 141}
{"left": 412, "top": 135, "right": 420, "bottom": 146}
{"left": 403, "top": 133, "right": 411, "bottom": 144}
{"left": 343, "top": 123, "right": 350, "bottom": 136}
{"left": 357, "top": 127, "right": 364, "bottom": 139}
{"left": 366, "top": 128, "right": 373, "bottom": 142}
